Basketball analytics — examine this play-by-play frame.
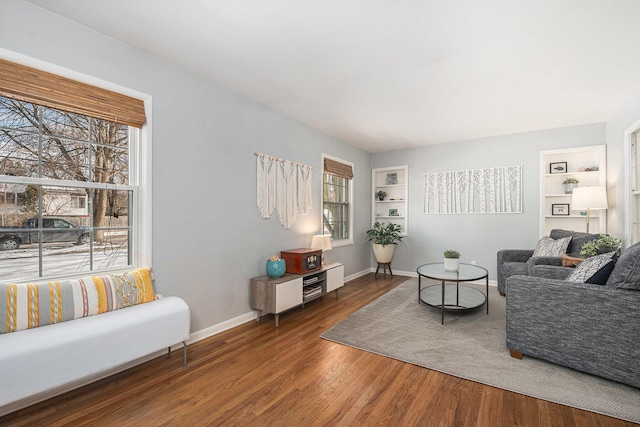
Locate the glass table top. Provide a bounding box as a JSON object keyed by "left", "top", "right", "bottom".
{"left": 416, "top": 263, "right": 488, "bottom": 281}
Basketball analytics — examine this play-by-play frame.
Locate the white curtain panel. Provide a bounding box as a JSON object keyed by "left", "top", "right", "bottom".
{"left": 422, "top": 165, "right": 522, "bottom": 214}
{"left": 256, "top": 153, "right": 312, "bottom": 229}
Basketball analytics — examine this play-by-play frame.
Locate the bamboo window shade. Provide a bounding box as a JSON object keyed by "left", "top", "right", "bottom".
{"left": 0, "top": 59, "right": 146, "bottom": 128}
{"left": 324, "top": 158, "right": 353, "bottom": 179}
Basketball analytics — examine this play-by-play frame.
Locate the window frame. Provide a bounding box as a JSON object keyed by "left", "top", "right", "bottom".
{"left": 321, "top": 153, "right": 354, "bottom": 247}
{"left": 626, "top": 118, "right": 640, "bottom": 247}
{"left": 0, "top": 53, "right": 151, "bottom": 283}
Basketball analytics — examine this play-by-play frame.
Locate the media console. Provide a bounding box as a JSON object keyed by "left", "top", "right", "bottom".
{"left": 250, "top": 262, "right": 344, "bottom": 327}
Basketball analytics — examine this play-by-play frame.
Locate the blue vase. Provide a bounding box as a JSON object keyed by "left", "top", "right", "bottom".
{"left": 266, "top": 259, "right": 286, "bottom": 278}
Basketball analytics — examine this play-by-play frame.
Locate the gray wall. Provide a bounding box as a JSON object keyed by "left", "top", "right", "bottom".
{"left": 2, "top": 0, "right": 638, "bottom": 334}
{"left": 372, "top": 123, "right": 607, "bottom": 281}
{"left": 0, "top": 0, "right": 371, "bottom": 333}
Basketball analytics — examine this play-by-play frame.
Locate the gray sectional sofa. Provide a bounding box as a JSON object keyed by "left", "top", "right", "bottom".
{"left": 505, "top": 241, "right": 640, "bottom": 389}
{"left": 497, "top": 229, "right": 600, "bottom": 295}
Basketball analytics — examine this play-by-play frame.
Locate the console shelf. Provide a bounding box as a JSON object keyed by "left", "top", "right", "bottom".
{"left": 250, "top": 262, "right": 344, "bottom": 327}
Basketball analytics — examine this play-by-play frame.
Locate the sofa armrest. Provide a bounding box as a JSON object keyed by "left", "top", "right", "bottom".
{"left": 527, "top": 256, "right": 563, "bottom": 267}
{"left": 527, "top": 256, "right": 572, "bottom": 280}
{"left": 497, "top": 249, "right": 534, "bottom": 264}
{"left": 529, "top": 265, "right": 573, "bottom": 281}
{"left": 505, "top": 275, "right": 640, "bottom": 388}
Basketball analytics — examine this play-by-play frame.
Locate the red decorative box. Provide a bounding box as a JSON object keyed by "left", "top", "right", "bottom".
{"left": 280, "top": 248, "right": 322, "bottom": 274}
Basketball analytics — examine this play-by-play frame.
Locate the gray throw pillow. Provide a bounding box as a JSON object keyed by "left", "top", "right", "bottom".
{"left": 606, "top": 241, "right": 640, "bottom": 290}
{"left": 550, "top": 229, "right": 599, "bottom": 258}
{"left": 566, "top": 252, "right": 615, "bottom": 283}
{"left": 532, "top": 236, "right": 571, "bottom": 257}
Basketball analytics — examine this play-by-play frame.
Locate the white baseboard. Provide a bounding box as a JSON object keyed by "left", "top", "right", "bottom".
{"left": 344, "top": 268, "right": 372, "bottom": 282}
{"left": 188, "top": 311, "right": 256, "bottom": 344}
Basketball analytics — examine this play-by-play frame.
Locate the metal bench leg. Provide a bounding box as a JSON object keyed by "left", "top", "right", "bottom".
{"left": 182, "top": 341, "right": 188, "bottom": 368}
{"left": 168, "top": 342, "right": 188, "bottom": 368}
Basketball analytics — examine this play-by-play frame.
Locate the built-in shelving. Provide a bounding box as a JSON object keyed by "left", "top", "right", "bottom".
{"left": 372, "top": 165, "right": 408, "bottom": 236}
{"left": 540, "top": 145, "right": 607, "bottom": 236}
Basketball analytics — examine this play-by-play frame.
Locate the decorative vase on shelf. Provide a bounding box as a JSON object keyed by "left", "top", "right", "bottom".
{"left": 563, "top": 178, "right": 579, "bottom": 194}
{"left": 266, "top": 258, "right": 286, "bottom": 278}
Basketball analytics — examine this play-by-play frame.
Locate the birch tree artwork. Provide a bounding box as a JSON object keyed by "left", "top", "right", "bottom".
{"left": 422, "top": 165, "right": 522, "bottom": 214}
{"left": 256, "top": 153, "right": 312, "bottom": 229}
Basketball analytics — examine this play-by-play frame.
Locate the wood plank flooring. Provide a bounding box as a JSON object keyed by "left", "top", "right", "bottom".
{"left": 1, "top": 273, "right": 637, "bottom": 426}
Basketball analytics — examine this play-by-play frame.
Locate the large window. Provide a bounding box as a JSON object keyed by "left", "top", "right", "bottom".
{"left": 322, "top": 155, "right": 353, "bottom": 245}
{"left": 0, "top": 94, "right": 139, "bottom": 282}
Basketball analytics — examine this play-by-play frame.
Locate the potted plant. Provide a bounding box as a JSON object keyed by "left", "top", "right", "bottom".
{"left": 366, "top": 222, "right": 403, "bottom": 263}
{"left": 444, "top": 249, "right": 460, "bottom": 271}
{"left": 579, "top": 234, "right": 622, "bottom": 258}
{"left": 563, "top": 177, "right": 579, "bottom": 194}
{"left": 376, "top": 190, "right": 387, "bottom": 201}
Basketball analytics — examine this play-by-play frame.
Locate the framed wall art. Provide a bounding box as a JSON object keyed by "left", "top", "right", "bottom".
{"left": 549, "top": 162, "right": 567, "bottom": 174}
{"left": 385, "top": 172, "right": 398, "bottom": 185}
{"left": 552, "top": 203, "right": 570, "bottom": 216}
{"left": 422, "top": 165, "right": 522, "bottom": 214}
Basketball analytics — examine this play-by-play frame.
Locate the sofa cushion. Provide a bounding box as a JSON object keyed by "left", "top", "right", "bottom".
{"left": 550, "top": 229, "right": 599, "bottom": 258}
{"left": 0, "top": 267, "right": 156, "bottom": 334}
{"left": 566, "top": 252, "right": 615, "bottom": 284}
{"left": 606, "top": 241, "right": 640, "bottom": 290}
{"left": 532, "top": 236, "right": 571, "bottom": 257}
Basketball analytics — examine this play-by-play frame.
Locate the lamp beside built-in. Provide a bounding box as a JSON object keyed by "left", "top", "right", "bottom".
{"left": 571, "top": 186, "right": 608, "bottom": 233}
{"left": 311, "top": 234, "right": 332, "bottom": 266}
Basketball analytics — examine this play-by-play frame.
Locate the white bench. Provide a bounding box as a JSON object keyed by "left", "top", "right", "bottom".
{"left": 0, "top": 295, "right": 190, "bottom": 416}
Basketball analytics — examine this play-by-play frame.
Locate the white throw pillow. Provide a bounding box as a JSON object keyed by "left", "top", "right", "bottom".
{"left": 566, "top": 252, "right": 615, "bottom": 283}
{"left": 532, "top": 236, "right": 571, "bottom": 257}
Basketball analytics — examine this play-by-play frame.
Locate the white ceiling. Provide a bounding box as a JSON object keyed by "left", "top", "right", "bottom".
{"left": 27, "top": 0, "right": 640, "bottom": 153}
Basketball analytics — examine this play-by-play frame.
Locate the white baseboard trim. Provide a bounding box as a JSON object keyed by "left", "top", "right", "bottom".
{"left": 188, "top": 311, "right": 256, "bottom": 344}
{"left": 344, "top": 268, "right": 372, "bottom": 282}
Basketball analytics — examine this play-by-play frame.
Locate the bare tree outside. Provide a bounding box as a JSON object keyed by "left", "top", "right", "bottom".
{"left": 0, "top": 95, "right": 132, "bottom": 280}
{"left": 0, "top": 95, "right": 128, "bottom": 239}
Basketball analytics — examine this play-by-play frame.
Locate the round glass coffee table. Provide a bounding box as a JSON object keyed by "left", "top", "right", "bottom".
{"left": 416, "top": 263, "right": 489, "bottom": 324}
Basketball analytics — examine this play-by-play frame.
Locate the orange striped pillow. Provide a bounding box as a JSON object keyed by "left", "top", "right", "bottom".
{"left": 0, "top": 267, "right": 156, "bottom": 334}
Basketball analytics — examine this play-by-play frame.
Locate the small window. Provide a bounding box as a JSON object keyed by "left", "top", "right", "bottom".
{"left": 72, "top": 195, "right": 87, "bottom": 209}
{"left": 322, "top": 155, "right": 354, "bottom": 245}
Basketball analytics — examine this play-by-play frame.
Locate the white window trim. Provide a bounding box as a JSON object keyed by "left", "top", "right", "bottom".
{"left": 321, "top": 153, "right": 354, "bottom": 247}
{"left": 0, "top": 49, "right": 153, "bottom": 278}
{"left": 625, "top": 117, "right": 640, "bottom": 247}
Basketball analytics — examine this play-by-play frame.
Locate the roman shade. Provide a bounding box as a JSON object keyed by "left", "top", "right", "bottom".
{"left": 324, "top": 158, "right": 353, "bottom": 179}
{"left": 0, "top": 59, "right": 146, "bottom": 128}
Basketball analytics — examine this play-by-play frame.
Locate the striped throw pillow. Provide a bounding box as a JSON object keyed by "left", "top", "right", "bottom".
{"left": 0, "top": 267, "right": 156, "bottom": 334}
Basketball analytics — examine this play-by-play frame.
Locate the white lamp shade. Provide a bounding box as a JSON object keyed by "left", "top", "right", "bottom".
{"left": 571, "top": 186, "right": 608, "bottom": 210}
{"left": 311, "top": 234, "right": 332, "bottom": 252}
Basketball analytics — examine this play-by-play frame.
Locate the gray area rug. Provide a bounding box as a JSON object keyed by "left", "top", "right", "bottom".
{"left": 321, "top": 279, "right": 640, "bottom": 423}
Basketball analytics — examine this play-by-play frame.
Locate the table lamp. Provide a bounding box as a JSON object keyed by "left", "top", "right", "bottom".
{"left": 571, "top": 186, "right": 608, "bottom": 233}
{"left": 311, "top": 234, "right": 332, "bottom": 266}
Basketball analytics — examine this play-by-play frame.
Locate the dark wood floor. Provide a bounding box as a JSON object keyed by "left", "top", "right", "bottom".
{"left": 1, "top": 273, "right": 637, "bottom": 426}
